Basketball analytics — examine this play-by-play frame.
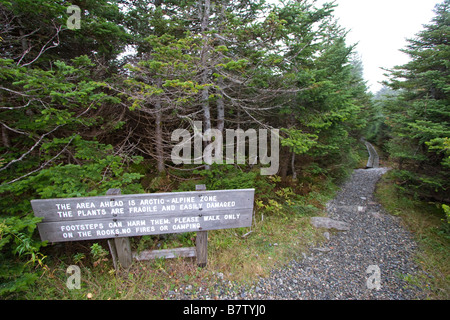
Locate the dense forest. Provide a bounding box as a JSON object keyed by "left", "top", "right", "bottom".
{"left": 0, "top": 0, "right": 448, "bottom": 297}
{"left": 370, "top": 0, "right": 450, "bottom": 204}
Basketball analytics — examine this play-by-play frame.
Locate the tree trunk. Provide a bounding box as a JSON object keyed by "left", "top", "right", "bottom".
{"left": 153, "top": 0, "right": 165, "bottom": 173}
{"left": 200, "top": 0, "right": 211, "bottom": 170}
{"left": 155, "top": 77, "right": 165, "bottom": 173}
{"left": 217, "top": 77, "right": 225, "bottom": 134}
{"left": 216, "top": 0, "right": 226, "bottom": 134}
{"left": 1, "top": 125, "right": 11, "bottom": 148}
{"left": 291, "top": 152, "right": 297, "bottom": 180}
{"left": 280, "top": 147, "right": 290, "bottom": 179}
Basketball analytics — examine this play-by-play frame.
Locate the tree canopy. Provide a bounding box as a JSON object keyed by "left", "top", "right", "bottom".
{"left": 1, "top": 0, "right": 375, "bottom": 295}
{"left": 379, "top": 0, "right": 449, "bottom": 202}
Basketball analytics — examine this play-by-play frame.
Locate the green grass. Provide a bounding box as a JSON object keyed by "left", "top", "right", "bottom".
{"left": 9, "top": 172, "right": 338, "bottom": 300}
{"left": 17, "top": 220, "right": 326, "bottom": 300}
{"left": 15, "top": 146, "right": 447, "bottom": 300}
{"left": 375, "top": 170, "right": 450, "bottom": 299}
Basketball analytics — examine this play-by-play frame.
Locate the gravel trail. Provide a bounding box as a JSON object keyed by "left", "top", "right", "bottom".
{"left": 245, "top": 167, "right": 425, "bottom": 300}
{"left": 170, "top": 166, "right": 425, "bottom": 300}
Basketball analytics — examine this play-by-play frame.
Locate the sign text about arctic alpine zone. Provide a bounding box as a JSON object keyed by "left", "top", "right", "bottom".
{"left": 31, "top": 189, "right": 255, "bottom": 243}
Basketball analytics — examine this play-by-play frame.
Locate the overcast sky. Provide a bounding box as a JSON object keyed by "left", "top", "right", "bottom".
{"left": 315, "top": 0, "right": 441, "bottom": 93}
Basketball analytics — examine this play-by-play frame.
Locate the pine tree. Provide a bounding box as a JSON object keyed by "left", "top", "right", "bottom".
{"left": 384, "top": 0, "right": 450, "bottom": 201}
{"left": 273, "top": 1, "right": 371, "bottom": 180}
{"left": 0, "top": 0, "right": 142, "bottom": 295}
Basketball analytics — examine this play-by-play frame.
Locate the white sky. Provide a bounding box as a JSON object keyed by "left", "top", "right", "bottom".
{"left": 315, "top": 0, "right": 441, "bottom": 93}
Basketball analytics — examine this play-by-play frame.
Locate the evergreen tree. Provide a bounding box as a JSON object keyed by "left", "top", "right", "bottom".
{"left": 0, "top": 0, "right": 374, "bottom": 296}
{"left": 274, "top": 1, "right": 371, "bottom": 180}
{"left": 384, "top": 0, "right": 450, "bottom": 201}
{"left": 0, "top": 0, "right": 142, "bottom": 295}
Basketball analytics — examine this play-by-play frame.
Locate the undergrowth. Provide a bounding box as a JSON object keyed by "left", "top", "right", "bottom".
{"left": 375, "top": 170, "right": 450, "bottom": 300}
{"left": 3, "top": 163, "right": 341, "bottom": 300}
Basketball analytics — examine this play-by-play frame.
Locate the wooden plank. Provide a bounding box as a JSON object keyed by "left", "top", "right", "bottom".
{"left": 195, "top": 184, "right": 208, "bottom": 268}
{"left": 107, "top": 238, "right": 118, "bottom": 270}
{"left": 106, "top": 189, "right": 121, "bottom": 270}
{"left": 364, "top": 141, "right": 379, "bottom": 168}
{"left": 105, "top": 189, "right": 132, "bottom": 269}
{"left": 32, "top": 188, "right": 255, "bottom": 243}
{"left": 133, "top": 247, "right": 196, "bottom": 261}
{"left": 195, "top": 184, "right": 206, "bottom": 191}
{"left": 196, "top": 231, "right": 208, "bottom": 268}
{"left": 32, "top": 187, "right": 255, "bottom": 269}
{"left": 31, "top": 189, "right": 255, "bottom": 222}
{"left": 36, "top": 207, "right": 253, "bottom": 242}
{"left": 114, "top": 236, "right": 132, "bottom": 268}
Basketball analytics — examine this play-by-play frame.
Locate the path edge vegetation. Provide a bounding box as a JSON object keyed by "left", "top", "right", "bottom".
{"left": 375, "top": 169, "right": 450, "bottom": 300}
{"left": 5, "top": 161, "right": 346, "bottom": 300}
{"left": 1, "top": 0, "right": 449, "bottom": 299}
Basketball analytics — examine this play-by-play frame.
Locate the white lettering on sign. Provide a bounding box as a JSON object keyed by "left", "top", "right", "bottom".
{"left": 140, "top": 199, "right": 165, "bottom": 205}
{"left": 77, "top": 209, "right": 107, "bottom": 217}
{"left": 224, "top": 213, "right": 240, "bottom": 220}
{"left": 174, "top": 216, "right": 199, "bottom": 224}
{"left": 149, "top": 218, "right": 170, "bottom": 225}
{"left": 135, "top": 226, "right": 155, "bottom": 233}
{"left": 127, "top": 220, "right": 146, "bottom": 227}
{"left": 76, "top": 202, "right": 96, "bottom": 209}
{"left": 58, "top": 211, "right": 73, "bottom": 218}
{"left": 77, "top": 231, "right": 91, "bottom": 237}
{"left": 55, "top": 203, "right": 71, "bottom": 210}
{"left": 63, "top": 232, "right": 73, "bottom": 239}
{"left": 31, "top": 189, "right": 255, "bottom": 242}
{"left": 111, "top": 207, "right": 124, "bottom": 214}
{"left": 206, "top": 201, "right": 235, "bottom": 209}
{"left": 200, "top": 195, "right": 217, "bottom": 202}
{"left": 179, "top": 203, "right": 202, "bottom": 210}
{"left": 204, "top": 215, "right": 220, "bottom": 221}
{"left": 171, "top": 197, "right": 196, "bottom": 204}
{"left": 108, "top": 221, "right": 123, "bottom": 228}
{"left": 61, "top": 223, "right": 104, "bottom": 232}
{"left": 96, "top": 228, "right": 131, "bottom": 237}
{"left": 128, "top": 206, "right": 157, "bottom": 213}
{"left": 100, "top": 200, "right": 124, "bottom": 208}
{"left": 172, "top": 223, "right": 200, "bottom": 231}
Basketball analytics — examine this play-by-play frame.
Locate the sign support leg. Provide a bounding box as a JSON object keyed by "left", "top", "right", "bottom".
{"left": 196, "top": 231, "right": 208, "bottom": 268}
{"left": 106, "top": 188, "right": 132, "bottom": 269}
{"left": 195, "top": 184, "right": 208, "bottom": 268}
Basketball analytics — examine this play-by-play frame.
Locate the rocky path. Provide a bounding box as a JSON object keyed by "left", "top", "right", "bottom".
{"left": 246, "top": 167, "right": 424, "bottom": 299}
{"left": 171, "top": 143, "right": 425, "bottom": 300}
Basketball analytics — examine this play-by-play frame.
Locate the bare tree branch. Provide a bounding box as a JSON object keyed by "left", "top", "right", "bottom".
{"left": 0, "top": 124, "right": 63, "bottom": 173}
{"left": 0, "top": 121, "right": 27, "bottom": 135}
{"left": 18, "top": 23, "right": 62, "bottom": 67}
{"left": 1, "top": 135, "right": 75, "bottom": 185}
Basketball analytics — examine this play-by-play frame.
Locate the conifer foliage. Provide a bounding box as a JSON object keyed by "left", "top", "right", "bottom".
{"left": 383, "top": 0, "right": 450, "bottom": 202}
{"left": 0, "top": 0, "right": 371, "bottom": 295}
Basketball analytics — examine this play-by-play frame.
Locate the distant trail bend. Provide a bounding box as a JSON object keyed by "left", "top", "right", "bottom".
{"left": 363, "top": 139, "right": 380, "bottom": 169}
{"left": 170, "top": 138, "right": 425, "bottom": 300}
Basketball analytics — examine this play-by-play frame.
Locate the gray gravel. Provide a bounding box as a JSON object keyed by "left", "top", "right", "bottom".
{"left": 169, "top": 167, "right": 425, "bottom": 300}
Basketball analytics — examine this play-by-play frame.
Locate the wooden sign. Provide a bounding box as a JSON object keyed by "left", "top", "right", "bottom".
{"left": 31, "top": 189, "right": 255, "bottom": 243}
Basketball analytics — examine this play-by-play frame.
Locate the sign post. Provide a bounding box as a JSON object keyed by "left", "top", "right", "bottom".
{"left": 31, "top": 187, "right": 254, "bottom": 268}
{"left": 195, "top": 184, "right": 208, "bottom": 267}
{"left": 105, "top": 188, "right": 132, "bottom": 269}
